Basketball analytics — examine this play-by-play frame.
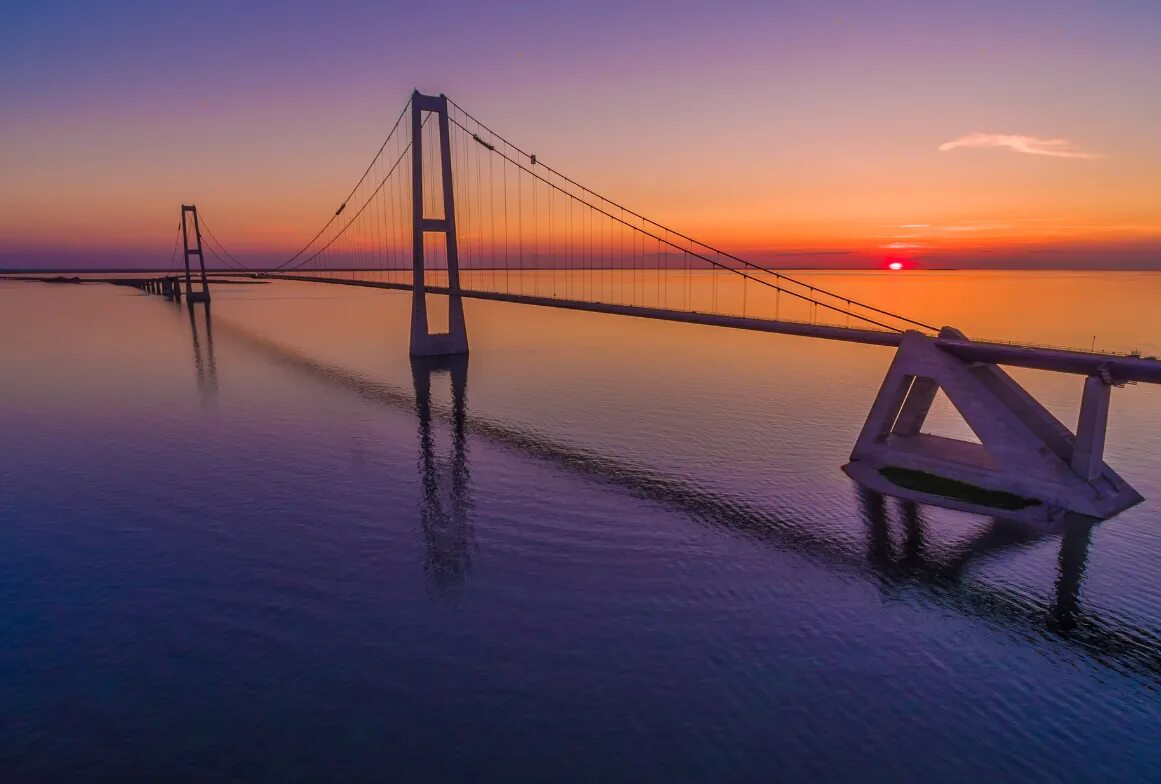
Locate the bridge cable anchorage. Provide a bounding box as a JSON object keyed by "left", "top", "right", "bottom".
{"left": 443, "top": 113, "right": 904, "bottom": 333}
{"left": 445, "top": 97, "right": 935, "bottom": 334}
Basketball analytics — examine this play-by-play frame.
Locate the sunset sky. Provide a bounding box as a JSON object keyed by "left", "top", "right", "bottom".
{"left": 2, "top": 0, "right": 1159, "bottom": 269}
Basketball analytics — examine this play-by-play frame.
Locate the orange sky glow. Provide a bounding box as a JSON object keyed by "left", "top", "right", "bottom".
{"left": 2, "top": 1, "right": 1159, "bottom": 269}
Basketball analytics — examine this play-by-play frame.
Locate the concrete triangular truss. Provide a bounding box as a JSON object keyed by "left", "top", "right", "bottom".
{"left": 844, "top": 329, "right": 1142, "bottom": 521}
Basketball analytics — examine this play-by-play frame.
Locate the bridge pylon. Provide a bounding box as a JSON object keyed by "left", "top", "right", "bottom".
{"left": 409, "top": 91, "right": 468, "bottom": 357}
{"left": 180, "top": 204, "right": 211, "bottom": 304}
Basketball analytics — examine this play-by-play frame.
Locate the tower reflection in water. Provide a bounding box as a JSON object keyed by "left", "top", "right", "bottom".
{"left": 411, "top": 355, "right": 474, "bottom": 601}
{"left": 857, "top": 487, "right": 1093, "bottom": 632}
{"left": 201, "top": 320, "right": 1154, "bottom": 677}
{"left": 185, "top": 302, "right": 218, "bottom": 402}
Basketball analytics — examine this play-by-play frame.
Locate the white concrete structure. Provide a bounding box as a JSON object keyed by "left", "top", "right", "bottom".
{"left": 844, "top": 328, "right": 1142, "bottom": 522}
{"left": 409, "top": 92, "right": 468, "bottom": 357}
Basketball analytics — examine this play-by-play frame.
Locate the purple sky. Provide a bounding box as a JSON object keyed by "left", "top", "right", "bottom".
{"left": 2, "top": 0, "right": 1160, "bottom": 269}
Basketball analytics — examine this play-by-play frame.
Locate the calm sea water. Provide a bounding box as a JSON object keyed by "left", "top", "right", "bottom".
{"left": 1, "top": 271, "right": 1159, "bottom": 782}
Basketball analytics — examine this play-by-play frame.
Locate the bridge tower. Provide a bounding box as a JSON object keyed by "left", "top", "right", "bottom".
{"left": 180, "top": 204, "right": 211, "bottom": 304}
{"left": 409, "top": 91, "right": 468, "bottom": 357}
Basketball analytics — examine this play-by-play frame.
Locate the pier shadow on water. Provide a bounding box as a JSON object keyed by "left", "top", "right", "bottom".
{"left": 200, "top": 316, "right": 1161, "bottom": 683}
{"left": 858, "top": 488, "right": 1095, "bottom": 634}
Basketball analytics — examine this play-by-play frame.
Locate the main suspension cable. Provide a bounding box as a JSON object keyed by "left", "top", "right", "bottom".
{"left": 279, "top": 131, "right": 418, "bottom": 273}
{"left": 447, "top": 97, "right": 934, "bottom": 333}
{"left": 447, "top": 115, "right": 901, "bottom": 333}
{"left": 197, "top": 213, "right": 248, "bottom": 271}
{"left": 271, "top": 96, "right": 413, "bottom": 272}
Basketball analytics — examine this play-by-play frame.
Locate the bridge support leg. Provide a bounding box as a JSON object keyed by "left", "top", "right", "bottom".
{"left": 409, "top": 91, "right": 468, "bottom": 358}
{"left": 1071, "top": 375, "right": 1110, "bottom": 481}
{"left": 843, "top": 328, "right": 1142, "bottom": 522}
{"left": 181, "top": 205, "right": 212, "bottom": 304}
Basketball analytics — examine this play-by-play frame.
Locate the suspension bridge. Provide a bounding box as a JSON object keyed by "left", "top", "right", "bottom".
{"left": 64, "top": 91, "right": 1161, "bottom": 522}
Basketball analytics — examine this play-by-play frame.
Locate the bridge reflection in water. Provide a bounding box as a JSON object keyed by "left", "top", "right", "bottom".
{"left": 184, "top": 301, "right": 218, "bottom": 402}
{"left": 858, "top": 489, "right": 1093, "bottom": 633}
{"left": 190, "top": 317, "right": 1160, "bottom": 682}
{"left": 411, "top": 354, "right": 474, "bottom": 600}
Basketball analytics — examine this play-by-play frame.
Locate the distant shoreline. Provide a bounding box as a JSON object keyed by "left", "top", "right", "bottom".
{"left": 4, "top": 266, "right": 1161, "bottom": 274}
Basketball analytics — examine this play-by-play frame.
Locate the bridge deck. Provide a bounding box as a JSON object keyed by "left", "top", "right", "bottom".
{"left": 242, "top": 272, "right": 1161, "bottom": 385}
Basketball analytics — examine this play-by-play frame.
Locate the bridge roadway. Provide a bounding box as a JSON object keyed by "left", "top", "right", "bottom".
{"left": 248, "top": 273, "right": 1161, "bottom": 385}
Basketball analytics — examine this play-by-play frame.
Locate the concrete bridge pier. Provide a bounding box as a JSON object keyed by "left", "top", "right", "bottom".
{"left": 844, "top": 327, "right": 1142, "bottom": 523}
{"left": 181, "top": 205, "right": 212, "bottom": 304}
{"left": 409, "top": 91, "right": 468, "bottom": 358}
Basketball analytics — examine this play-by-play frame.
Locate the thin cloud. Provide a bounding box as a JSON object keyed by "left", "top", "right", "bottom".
{"left": 938, "top": 133, "right": 1105, "bottom": 159}
{"left": 942, "top": 223, "right": 1011, "bottom": 232}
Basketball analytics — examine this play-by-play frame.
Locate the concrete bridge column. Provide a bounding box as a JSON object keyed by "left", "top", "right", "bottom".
{"left": 181, "top": 205, "right": 212, "bottom": 304}
{"left": 1071, "top": 375, "right": 1111, "bottom": 481}
{"left": 409, "top": 91, "right": 468, "bottom": 358}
